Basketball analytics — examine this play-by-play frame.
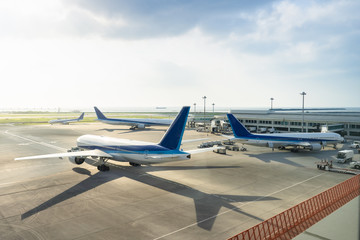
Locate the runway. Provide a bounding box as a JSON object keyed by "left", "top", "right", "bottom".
{"left": 0, "top": 123, "right": 352, "bottom": 240}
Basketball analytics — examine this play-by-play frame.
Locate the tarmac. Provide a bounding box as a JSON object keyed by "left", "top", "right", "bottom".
{"left": 0, "top": 123, "right": 356, "bottom": 240}
{"left": 294, "top": 196, "right": 359, "bottom": 240}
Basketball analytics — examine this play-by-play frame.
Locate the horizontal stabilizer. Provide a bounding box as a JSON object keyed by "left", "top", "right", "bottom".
{"left": 186, "top": 146, "right": 224, "bottom": 154}
{"left": 182, "top": 138, "right": 209, "bottom": 143}
{"left": 221, "top": 135, "right": 234, "bottom": 140}
{"left": 15, "top": 149, "right": 112, "bottom": 161}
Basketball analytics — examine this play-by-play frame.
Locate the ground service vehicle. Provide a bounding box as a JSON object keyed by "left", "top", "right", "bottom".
{"left": 351, "top": 141, "right": 360, "bottom": 149}
{"left": 350, "top": 161, "right": 360, "bottom": 169}
{"left": 336, "top": 150, "right": 354, "bottom": 163}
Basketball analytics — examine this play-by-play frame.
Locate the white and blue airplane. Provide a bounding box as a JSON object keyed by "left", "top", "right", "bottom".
{"left": 94, "top": 106, "right": 172, "bottom": 130}
{"left": 16, "top": 107, "right": 217, "bottom": 171}
{"left": 49, "top": 113, "right": 85, "bottom": 125}
{"left": 227, "top": 114, "right": 343, "bottom": 152}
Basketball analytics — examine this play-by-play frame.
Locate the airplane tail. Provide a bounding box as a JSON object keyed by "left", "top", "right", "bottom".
{"left": 94, "top": 107, "right": 107, "bottom": 120}
{"left": 227, "top": 114, "right": 252, "bottom": 138}
{"left": 159, "top": 106, "right": 190, "bottom": 150}
{"left": 78, "top": 113, "right": 85, "bottom": 120}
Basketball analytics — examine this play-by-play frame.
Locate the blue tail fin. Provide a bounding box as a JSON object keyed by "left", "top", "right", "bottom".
{"left": 94, "top": 107, "right": 107, "bottom": 120}
{"left": 78, "top": 113, "right": 85, "bottom": 120}
{"left": 227, "top": 114, "right": 252, "bottom": 138}
{"left": 159, "top": 106, "right": 190, "bottom": 150}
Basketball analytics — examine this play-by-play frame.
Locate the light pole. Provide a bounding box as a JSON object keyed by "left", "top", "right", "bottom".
{"left": 300, "top": 92, "right": 306, "bottom": 132}
{"left": 270, "top": 98, "right": 274, "bottom": 110}
{"left": 202, "top": 96, "right": 207, "bottom": 130}
{"left": 193, "top": 103, "right": 196, "bottom": 114}
{"left": 212, "top": 103, "right": 215, "bottom": 113}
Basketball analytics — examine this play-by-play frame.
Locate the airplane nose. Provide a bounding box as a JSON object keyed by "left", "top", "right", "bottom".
{"left": 76, "top": 135, "right": 90, "bottom": 146}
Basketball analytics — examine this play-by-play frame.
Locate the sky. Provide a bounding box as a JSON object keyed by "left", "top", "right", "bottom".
{"left": 1, "top": 0, "right": 359, "bottom": 111}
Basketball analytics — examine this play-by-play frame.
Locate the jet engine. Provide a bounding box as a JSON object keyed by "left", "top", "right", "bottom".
{"left": 309, "top": 143, "right": 322, "bottom": 151}
{"left": 137, "top": 124, "right": 145, "bottom": 129}
{"left": 69, "top": 156, "right": 86, "bottom": 165}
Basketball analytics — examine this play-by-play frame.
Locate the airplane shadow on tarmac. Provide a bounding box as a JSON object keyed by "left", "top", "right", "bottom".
{"left": 244, "top": 152, "right": 305, "bottom": 167}
{"left": 244, "top": 148, "right": 341, "bottom": 168}
{"left": 21, "top": 162, "right": 279, "bottom": 231}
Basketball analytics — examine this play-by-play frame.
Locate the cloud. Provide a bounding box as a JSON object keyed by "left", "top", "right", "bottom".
{"left": 62, "top": 0, "right": 272, "bottom": 39}
{"left": 0, "top": 0, "right": 359, "bottom": 109}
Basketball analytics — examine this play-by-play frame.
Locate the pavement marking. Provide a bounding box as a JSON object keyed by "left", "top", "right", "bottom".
{"left": 4, "top": 130, "right": 67, "bottom": 151}
{"left": 152, "top": 172, "right": 326, "bottom": 240}
{"left": 0, "top": 164, "right": 97, "bottom": 188}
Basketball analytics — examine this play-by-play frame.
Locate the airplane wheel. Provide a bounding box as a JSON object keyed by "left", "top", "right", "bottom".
{"left": 129, "top": 162, "right": 141, "bottom": 167}
{"left": 98, "top": 165, "right": 109, "bottom": 171}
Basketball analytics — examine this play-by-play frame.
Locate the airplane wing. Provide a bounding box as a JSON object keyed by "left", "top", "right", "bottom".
{"left": 278, "top": 142, "right": 311, "bottom": 147}
{"left": 296, "top": 142, "right": 312, "bottom": 147}
{"left": 15, "top": 149, "right": 112, "bottom": 161}
{"left": 145, "top": 155, "right": 181, "bottom": 159}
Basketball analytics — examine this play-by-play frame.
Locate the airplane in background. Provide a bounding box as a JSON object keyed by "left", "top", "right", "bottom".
{"left": 94, "top": 106, "right": 172, "bottom": 130}
{"left": 49, "top": 113, "right": 84, "bottom": 125}
{"left": 227, "top": 114, "right": 344, "bottom": 152}
{"left": 16, "top": 107, "right": 219, "bottom": 171}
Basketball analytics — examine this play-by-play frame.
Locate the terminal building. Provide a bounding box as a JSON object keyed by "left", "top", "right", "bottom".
{"left": 188, "top": 108, "right": 360, "bottom": 140}
{"left": 230, "top": 108, "right": 360, "bottom": 140}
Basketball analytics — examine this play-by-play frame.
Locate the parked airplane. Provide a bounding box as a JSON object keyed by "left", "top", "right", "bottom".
{"left": 16, "top": 107, "right": 218, "bottom": 171}
{"left": 94, "top": 106, "right": 172, "bottom": 130}
{"left": 227, "top": 114, "right": 344, "bottom": 152}
{"left": 49, "top": 113, "right": 84, "bottom": 125}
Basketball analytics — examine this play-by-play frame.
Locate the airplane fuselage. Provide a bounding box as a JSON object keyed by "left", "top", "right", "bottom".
{"left": 97, "top": 118, "right": 172, "bottom": 127}
{"left": 49, "top": 119, "right": 78, "bottom": 125}
{"left": 235, "top": 132, "right": 343, "bottom": 147}
{"left": 227, "top": 114, "right": 343, "bottom": 151}
{"left": 49, "top": 113, "right": 84, "bottom": 125}
{"left": 76, "top": 134, "right": 190, "bottom": 164}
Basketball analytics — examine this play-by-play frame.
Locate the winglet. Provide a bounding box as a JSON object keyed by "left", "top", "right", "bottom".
{"left": 227, "top": 114, "right": 252, "bottom": 138}
{"left": 159, "top": 106, "right": 190, "bottom": 150}
{"left": 78, "top": 113, "right": 85, "bottom": 120}
{"left": 94, "top": 107, "right": 107, "bottom": 120}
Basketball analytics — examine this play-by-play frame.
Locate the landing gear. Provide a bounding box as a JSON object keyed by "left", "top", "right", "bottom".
{"left": 129, "top": 162, "right": 141, "bottom": 167}
{"left": 238, "top": 144, "right": 247, "bottom": 151}
{"left": 291, "top": 148, "right": 299, "bottom": 153}
{"left": 97, "top": 165, "right": 110, "bottom": 171}
{"left": 97, "top": 157, "right": 110, "bottom": 171}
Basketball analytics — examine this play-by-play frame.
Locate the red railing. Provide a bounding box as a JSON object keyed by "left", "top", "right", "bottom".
{"left": 228, "top": 174, "right": 360, "bottom": 240}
